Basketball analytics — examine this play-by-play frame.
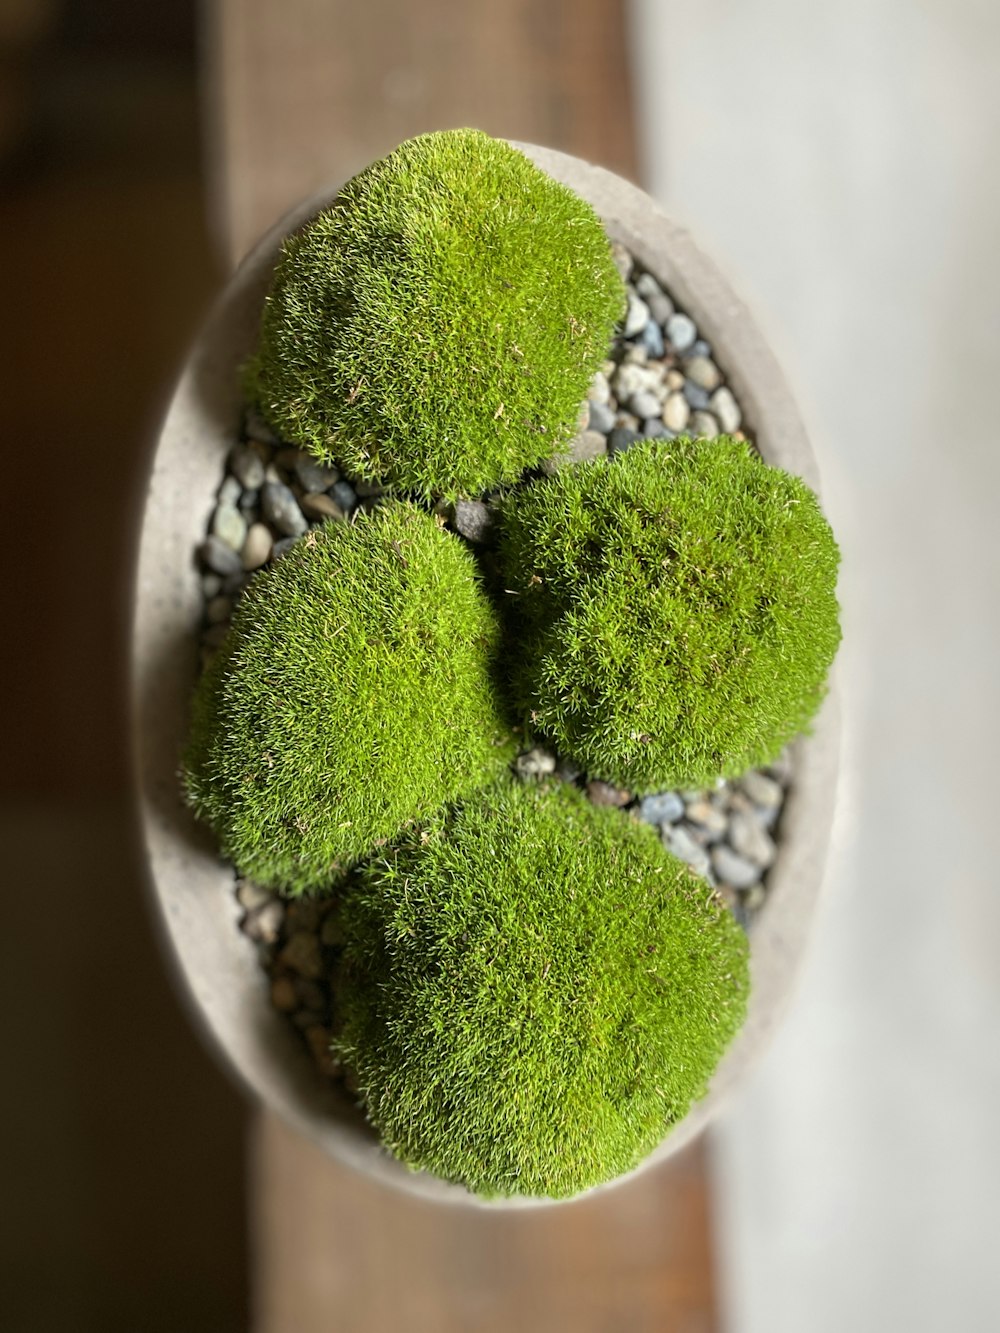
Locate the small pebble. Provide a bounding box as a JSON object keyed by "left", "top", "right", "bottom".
{"left": 664, "top": 825, "right": 711, "bottom": 878}
{"left": 588, "top": 399, "right": 616, "bottom": 434}
{"left": 690, "top": 410, "right": 719, "bottom": 438}
{"left": 740, "top": 770, "right": 783, "bottom": 808}
{"left": 766, "top": 750, "right": 794, "bottom": 785}
{"left": 643, "top": 419, "right": 670, "bottom": 439}
{"left": 243, "top": 899, "right": 284, "bottom": 944}
{"left": 628, "top": 390, "right": 662, "bottom": 420}
{"left": 230, "top": 442, "right": 266, "bottom": 489}
{"left": 608, "top": 426, "right": 642, "bottom": 456}
{"left": 624, "top": 291, "right": 651, "bottom": 337}
{"left": 201, "top": 573, "right": 222, "bottom": 598}
{"left": 301, "top": 493, "right": 346, "bottom": 523}
{"left": 666, "top": 312, "right": 697, "bottom": 352}
{"left": 711, "top": 844, "right": 762, "bottom": 890}
{"left": 729, "top": 810, "right": 777, "bottom": 869}
{"left": 272, "top": 537, "right": 298, "bottom": 559}
{"left": 205, "top": 595, "right": 230, "bottom": 625}
{"left": 666, "top": 369, "right": 685, "bottom": 391}
{"left": 355, "top": 479, "right": 382, "bottom": 499}
{"left": 237, "top": 880, "right": 272, "bottom": 913}
{"left": 262, "top": 481, "right": 307, "bottom": 537}
{"left": 280, "top": 931, "right": 323, "bottom": 981}
{"left": 690, "top": 339, "right": 712, "bottom": 359}
{"left": 587, "top": 780, "right": 631, "bottom": 807}
{"left": 218, "top": 475, "right": 242, "bottom": 507}
{"left": 270, "top": 976, "right": 298, "bottom": 1012}
{"left": 634, "top": 272, "right": 663, "bottom": 302}
{"left": 286, "top": 900, "right": 323, "bottom": 932}
{"left": 305, "top": 1025, "right": 340, "bottom": 1079}
{"left": 244, "top": 409, "right": 278, "bottom": 447}
{"left": 295, "top": 455, "right": 339, "bottom": 493}
{"left": 241, "top": 522, "right": 273, "bottom": 571}
{"left": 683, "top": 382, "right": 711, "bottom": 411}
{"left": 590, "top": 370, "right": 611, "bottom": 405}
{"left": 638, "top": 791, "right": 684, "bottom": 825}
{"left": 640, "top": 321, "right": 665, "bottom": 358}
{"left": 330, "top": 481, "right": 357, "bottom": 512}
{"left": 685, "top": 356, "right": 722, "bottom": 391}
{"left": 711, "top": 386, "right": 742, "bottom": 433}
{"left": 453, "top": 499, "right": 493, "bottom": 543}
{"left": 199, "top": 535, "right": 242, "bottom": 577}
{"left": 212, "top": 503, "right": 247, "bottom": 552}
{"left": 614, "top": 362, "right": 656, "bottom": 400}
{"left": 663, "top": 392, "right": 691, "bottom": 432}
{"left": 516, "top": 747, "right": 557, "bottom": 779}
{"left": 238, "top": 488, "right": 259, "bottom": 516}
{"left": 684, "top": 800, "right": 728, "bottom": 840}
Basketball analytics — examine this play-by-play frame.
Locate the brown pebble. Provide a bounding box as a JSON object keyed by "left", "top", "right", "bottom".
{"left": 236, "top": 879, "right": 271, "bottom": 913}
{"left": 243, "top": 899, "right": 284, "bottom": 944}
{"left": 270, "top": 976, "right": 297, "bottom": 1012}
{"left": 300, "top": 492, "right": 346, "bottom": 522}
{"left": 279, "top": 931, "right": 323, "bottom": 980}
{"left": 285, "top": 899, "right": 323, "bottom": 932}
{"left": 587, "top": 780, "right": 631, "bottom": 807}
{"left": 305, "top": 1025, "right": 341, "bottom": 1079}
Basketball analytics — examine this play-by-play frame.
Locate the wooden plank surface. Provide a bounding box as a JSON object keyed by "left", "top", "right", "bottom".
{"left": 211, "top": 5, "right": 718, "bottom": 1329}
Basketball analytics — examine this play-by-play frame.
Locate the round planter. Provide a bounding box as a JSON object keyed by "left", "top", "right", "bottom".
{"left": 130, "top": 143, "right": 840, "bottom": 1206}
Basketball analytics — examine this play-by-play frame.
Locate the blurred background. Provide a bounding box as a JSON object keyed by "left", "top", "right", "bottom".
{"left": 2, "top": 0, "right": 997, "bottom": 1329}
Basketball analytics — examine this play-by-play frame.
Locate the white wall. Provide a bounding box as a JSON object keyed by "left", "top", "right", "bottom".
{"left": 629, "top": 2, "right": 1000, "bottom": 1329}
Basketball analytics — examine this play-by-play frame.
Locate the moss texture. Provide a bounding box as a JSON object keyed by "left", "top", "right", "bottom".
{"left": 183, "top": 503, "right": 512, "bottom": 894}
{"left": 244, "top": 129, "right": 625, "bottom": 500}
{"left": 497, "top": 436, "right": 841, "bottom": 790}
{"left": 333, "top": 780, "right": 750, "bottom": 1199}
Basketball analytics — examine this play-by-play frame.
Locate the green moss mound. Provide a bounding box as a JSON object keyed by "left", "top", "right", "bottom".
{"left": 244, "top": 129, "right": 625, "bottom": 500}
{"left": 333, "top": 780, "right": 750, "bottom": 1199}
{"left": 497, "top": 436, "right": 841, "bottom": 790}
{"left": 183, "top": 503, "right": 513, "bottom": 894}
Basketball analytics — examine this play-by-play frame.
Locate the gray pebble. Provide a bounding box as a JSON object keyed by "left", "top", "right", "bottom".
{"left": 665, "top": 824, "right": 711, "bottom": 878}
{"left": 272, "top": 537, "right": 298, "bottom": 559}
{"left": 638, "top": 791, "right": 684, "bottom": 825}
{"left": 330, "top": 481, "right": 356, "bottom": 512}
{"left": 690, "top": 339, "right": 712, "bottom": 359}
{"left": 683, "top": 382, "right": 711, "bottom": 411}
{"left": 711, "top": 844, "right": 762, "bottom": 890}
{"left": 690, "top": 410, "right": 720, "bottom": 438}
{"left": 624, "top": 290, "right": 651, "bottom": 338}
{"left": 729, "top": 810, "right": 777, "bottom": 869}
{"left": 199, "top": 535, "right": 242, "bottom": 577}
{"left": 355, "top": 479, "right": 382, "bottom": 499}
{"left": 711, "top": 386, "right": 742, "bottom": 434}
{"left": 301, "top": 493, "right": 346, "bottom": 523}
{"left": 453, "top": 499, "right": 493, "bottom": 543}
{"left": 588, "top": 399, "right": 616, "bottom": 434}
{"left": 229, "top": 442, "right": 266, "bottom": 490}
{"left": 516, "top": 747, "right": 557, "bottom": 779}
{"left": 666, "top": 312, "right": 697, "bottom": 352}
{"left": 643, "top": 419, "right": 670, "bottom": 439}
{"left": 241, "top": 522, "right": 273, "bottom": 571}
{"left": 244, "top": 409, "right": 278, "bottom": 447}
{"left": 238, "top": 488, "right": 259, "bottom": 515}
{"left": 640, "top": 321, "right": 665, "bottom": 358}
{"left": 766, "top": 750, "right": 794, "bottom": 785}
{"left": 212, "top": 503, "right": 247, "bottom": 552}
{"left": 634, "top": 272, "right": 663, "bottom": 302}
{"left": 262, "top": 481, "right": 307, "bottom": 537}
{"left": 740, "top": 770, "right": 783, "bottom": 808}
{"left": 685, "top": 356, "right": 722, "bottom": 391}
{"left": 219, "top": 475, "right": 242, "bottom": 507}
{"left": 295, "top": 455, "right": 339, "bottom": 493}
{"left": 222, "top": 571, "right": 246, "bottom": 597}
{"left": 541, "top": 431, "right": 608, "bottom": 474}
{"left": 663, "top": 392, "right": 690, "bottom": 432}
{"left": 608, "top": 427, "right": 642, "bottom": 456}
{"left": 201, "top": 573, "right": 222, "bottom": 598}
{"left": 628, "top": 390, "right": 662, "bottom": 420}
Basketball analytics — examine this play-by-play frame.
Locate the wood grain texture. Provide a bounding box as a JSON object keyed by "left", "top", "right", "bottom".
{"left": 252, "top": 1114, "right": 716, "bottom": 1333}
{"left": 209, "top": 0, "right": 639, "bottom": 262}
{"left": 211, "top": 4, "right": 716, "bottom": 1328}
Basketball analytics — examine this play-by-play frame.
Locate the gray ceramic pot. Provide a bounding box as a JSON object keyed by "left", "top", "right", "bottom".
{"left": 131, "top": 144, "right": 840, "bottom": 1206}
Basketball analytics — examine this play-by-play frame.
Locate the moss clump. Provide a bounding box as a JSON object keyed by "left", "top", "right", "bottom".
{"left": 333, "top": 780, "right": 749, "bottom": 1199}
{"left": 497, "top": 436, "right": 841, "bottom": 790}
{"left": 183, "top": 503, "right": 512, "bottom": 894}
{"left": 244, "top": 129, "right": 625, "bottom": 500}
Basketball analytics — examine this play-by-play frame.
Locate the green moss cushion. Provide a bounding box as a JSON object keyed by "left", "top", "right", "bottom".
{"left": 244, "top": 129, "right": 625, "bottom": 500}
{"left": 497, "top": 436, "right": 841, "bottom": 790}
{"left": 183, "top": 503, "right": 512, "bottom": 894}
{"left": 333, "top": 780, "right": 750, "bottom": 1199}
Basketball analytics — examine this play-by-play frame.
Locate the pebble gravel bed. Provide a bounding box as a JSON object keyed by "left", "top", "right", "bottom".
{"left": 196, "top": 243, "right": 793, "bottom": 1086}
